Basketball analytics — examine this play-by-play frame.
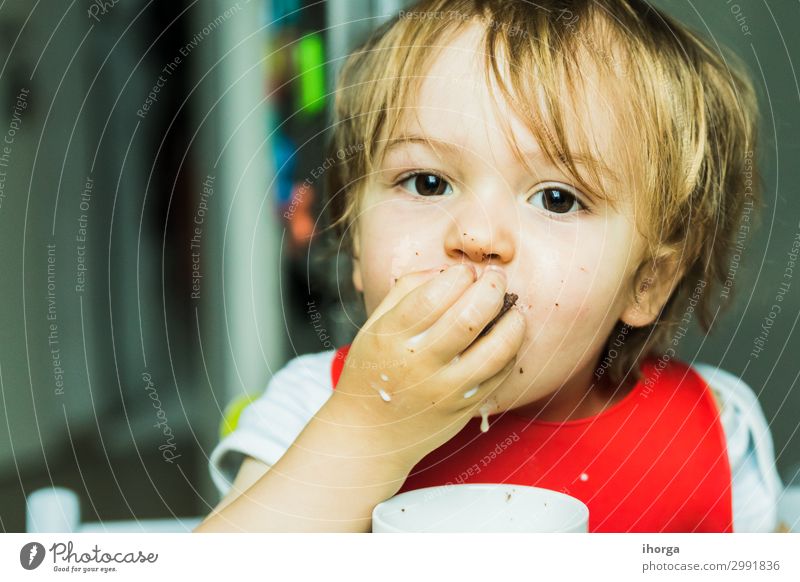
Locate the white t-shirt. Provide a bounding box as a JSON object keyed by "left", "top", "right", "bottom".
{"left": 209, "top": 350, "right": 783, "bottom": 532}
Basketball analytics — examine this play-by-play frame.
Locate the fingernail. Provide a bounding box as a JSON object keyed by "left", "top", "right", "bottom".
{"left": 453, "top": 263, "right": 476, "bottom": 278}
{"left": 484, "top": 265, "right": 506, "bottom": 280}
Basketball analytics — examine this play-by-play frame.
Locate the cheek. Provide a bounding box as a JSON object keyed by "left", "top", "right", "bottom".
{"left": 515, "top": 225, "right": 632, "bottom": 328}
{"left": 356, "top": 201, "right": 443, "bottom": 315}
{"left": 495, "top": 221, "right": 641, "bottom": 409}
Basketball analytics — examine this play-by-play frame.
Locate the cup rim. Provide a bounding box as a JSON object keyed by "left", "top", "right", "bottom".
{"left": 372, "top": 483, "right": 589, "bottom": 533}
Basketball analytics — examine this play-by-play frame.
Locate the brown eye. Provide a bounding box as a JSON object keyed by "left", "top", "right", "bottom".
{"left": 398, "top": 172, "right": 453, "bottom": 197}
{"left": 529, "top": 186, "right": 583, "bottom": 214}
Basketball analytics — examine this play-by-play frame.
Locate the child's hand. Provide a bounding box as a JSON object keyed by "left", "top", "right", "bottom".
{"left": 331, "top": 263, "right": 526, "bottom": 468}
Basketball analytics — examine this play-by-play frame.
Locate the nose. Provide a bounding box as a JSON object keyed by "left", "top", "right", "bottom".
{"left": 444, "top": 197, "right": 516, "bottom": 266}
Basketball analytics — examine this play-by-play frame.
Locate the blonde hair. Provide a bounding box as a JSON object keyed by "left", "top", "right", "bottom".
{"left": 323, "top": 0, "right": 760, "bottom": 387}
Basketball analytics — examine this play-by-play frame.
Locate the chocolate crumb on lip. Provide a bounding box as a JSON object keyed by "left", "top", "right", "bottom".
{"left": 475, "top": 292, "right": 518, "bottom": 340}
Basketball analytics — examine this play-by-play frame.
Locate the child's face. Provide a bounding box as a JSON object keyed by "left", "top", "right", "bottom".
{"left": 351, "top": 24, "right": 648, "bottom": 417}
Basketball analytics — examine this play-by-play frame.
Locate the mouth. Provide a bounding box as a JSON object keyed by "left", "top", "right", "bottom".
{"left": 475, "top": 292, "right": 518, "bottom": 340}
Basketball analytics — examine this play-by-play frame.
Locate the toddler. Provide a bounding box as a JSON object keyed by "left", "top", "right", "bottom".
{"left": 196, "top": 0, "right": 782, "bottom": 532}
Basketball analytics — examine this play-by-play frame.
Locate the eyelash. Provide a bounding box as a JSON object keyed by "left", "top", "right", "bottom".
{"left": 393, "top": 171, "right": 588, "bottom": 215}
{"left": 394, "top": 171, "right": 454, "bottom": 197}
{"left": 529, "top": 182, "right": 587, "bottom": 216}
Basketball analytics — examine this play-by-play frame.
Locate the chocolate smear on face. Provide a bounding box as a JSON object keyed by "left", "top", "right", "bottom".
{"left": 475, "top": 292, "right": 518, "bottom": 340}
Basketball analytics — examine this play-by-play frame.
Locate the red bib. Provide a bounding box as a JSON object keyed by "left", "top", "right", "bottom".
{"left": 331, "top": 345, "right": 733, "bottom": 532}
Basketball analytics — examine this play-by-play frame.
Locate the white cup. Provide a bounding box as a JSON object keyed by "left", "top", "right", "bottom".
{"left": 372, "top": 483, "right": 589, "bottom": 533}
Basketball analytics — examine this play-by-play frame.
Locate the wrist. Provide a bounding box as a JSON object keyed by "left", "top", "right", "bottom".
{"left": 316, "top": 392, "right": 420, "bottom": 476}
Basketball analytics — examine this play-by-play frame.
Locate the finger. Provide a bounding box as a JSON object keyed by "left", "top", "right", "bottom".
{"left": 451, "top": 353, "right": 518, "bottom": 408}
{"left": 372, "top": 264, "right": 477, "bottom": 335}
{"left": 445, "top": 306, "right": 526, "bottom": 393}
{"left": 420, "top": 267, "right": 509, "bottom": 361}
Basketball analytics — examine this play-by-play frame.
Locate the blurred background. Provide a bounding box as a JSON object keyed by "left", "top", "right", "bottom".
{"left": 0, "top": 0, "right": 797, "bottom": 531}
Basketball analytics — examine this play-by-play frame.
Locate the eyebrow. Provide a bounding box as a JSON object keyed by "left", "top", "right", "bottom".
{"left": 384, "top": 134, "right": 468, "bottom": 157}
{"left": 385, "top": 133, "right": 544, "bottom": 158}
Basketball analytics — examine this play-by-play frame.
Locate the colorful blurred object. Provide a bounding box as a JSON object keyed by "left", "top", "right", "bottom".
{"left": 294, "top": 32, "right": 326, "bottom": 116}
{"left": 270, "top": 0, "right": 301, "bottom": 24}
{"left": 283, "top": 182, "right": 316, "bottom": 248}
{"left": 219, "top": 393, "right": 259, "bottom": 440}
{"left": 272, "top": 128, "right": 296, "bottom": 206}
{"left": 262, "top": 2, "right": 325, "bottom": 237}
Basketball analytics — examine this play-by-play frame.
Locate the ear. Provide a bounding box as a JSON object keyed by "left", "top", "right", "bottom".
{"left": 351, "top": 232, "right": 363, "bottom": 293}
{"left": 621, "top": 248, "right": 685, "bottom": 327}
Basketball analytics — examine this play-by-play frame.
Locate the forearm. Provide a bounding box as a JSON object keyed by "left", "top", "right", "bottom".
{"left": 195, "top": 396, "right": 415, "bottom": 533}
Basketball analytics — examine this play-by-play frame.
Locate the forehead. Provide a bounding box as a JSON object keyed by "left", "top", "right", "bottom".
{"left": 390, "top": 22, "right": 636, "bottom": 198}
